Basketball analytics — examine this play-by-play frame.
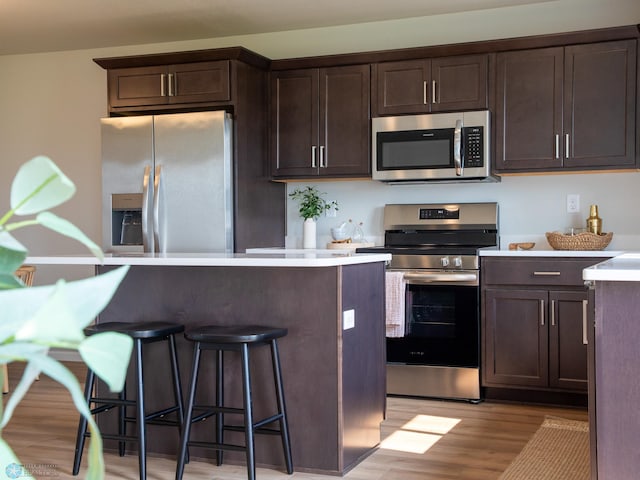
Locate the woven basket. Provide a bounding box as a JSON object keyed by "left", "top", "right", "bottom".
{"left": 545, "top": 231, "right": 613, "bottom": 251}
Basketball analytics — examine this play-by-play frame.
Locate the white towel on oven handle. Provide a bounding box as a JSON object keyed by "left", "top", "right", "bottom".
{"left": 385, "top": 271, "right": 406, "bottom": 338}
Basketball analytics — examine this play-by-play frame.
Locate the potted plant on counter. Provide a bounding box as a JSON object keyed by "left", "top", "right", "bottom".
{"left": 289, "top": 186, "right": 338, "bottom": 249}
{"left": 0, "top": 155, "right": 132, "bottom": 479}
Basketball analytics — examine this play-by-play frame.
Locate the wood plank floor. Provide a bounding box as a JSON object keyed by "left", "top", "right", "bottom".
{"left": 2, "top": 362, "right": 587, "bottom": 479}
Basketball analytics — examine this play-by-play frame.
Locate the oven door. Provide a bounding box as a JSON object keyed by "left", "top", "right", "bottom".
{"left": 387, "top": 270, "right": 480, "bottom": 368}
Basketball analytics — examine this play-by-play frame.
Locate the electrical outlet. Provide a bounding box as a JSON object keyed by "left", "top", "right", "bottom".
{"left": 343, "top": 309, "right": 355, "bottom": 330}
{"left": 567, "top": 194, "right": 580, "bottom": 213}
{"left": 325, "top": 205, "right": 337, "bottom": 218}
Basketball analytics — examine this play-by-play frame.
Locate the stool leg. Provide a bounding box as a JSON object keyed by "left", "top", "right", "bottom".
{"left": 271, "top": 339, "right": 294, "bottom": 474}
{"left": 240, "top": 343, "right": 256, "bottom": 480}
{"left": 168, "top": 333, "right": 187, "bottom": 462}
{"left": 118, "top": 385, "right": 126, "bottom": 456}
{"left": 134, "top": 339, "right": 147, "bottom": 480}
{"left": 176, "top": 342, "right": 202, "bottom": 480}
{"left": 72, "top": 368, "right": 95, "bottom": 475}
{"left": 215, "top": 349, "right": 224, "bottom": 466}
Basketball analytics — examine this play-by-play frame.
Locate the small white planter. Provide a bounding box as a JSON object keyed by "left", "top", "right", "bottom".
{"left": 303, "top": 218, "right": 316, "bottom": 249}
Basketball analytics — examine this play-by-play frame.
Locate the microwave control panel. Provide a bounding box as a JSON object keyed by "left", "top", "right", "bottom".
{"left": 464, "top": 126, "right": 484, "bottom": 167}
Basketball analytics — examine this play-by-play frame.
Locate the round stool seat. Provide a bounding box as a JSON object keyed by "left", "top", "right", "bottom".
{"left": 185, "top": 325, "right": 287, "bottom": 344}
{"left": 85, "top": 321, "right": 185, "bottom": 339}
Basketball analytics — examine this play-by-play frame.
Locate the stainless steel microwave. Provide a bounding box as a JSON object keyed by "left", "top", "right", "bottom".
{"left": 372, "top": 110, "right": 497, "bottom": 183}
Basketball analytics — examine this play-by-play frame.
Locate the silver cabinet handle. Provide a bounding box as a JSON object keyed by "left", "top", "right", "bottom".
{"left": 311, "top": 146, "right": 317, "bottom": 168}
{"left": 319, "top": 145, "right": 326, "bottom": 168}
{"left": 540, "top": 299, "right": 545, "bottom": 326}
{"left": 454, "top": 119, "right": 463, "bottom": 176}
{"left": 168, "top": 73, "right": 175, "bottom": 97}
{"left": 533, "top": 271, "right": 561, "bottom": 276}
{"left": 565, "top": 133, "right": 570, "bottom": 159}
{"left": 432, "top": 80, "right": 437, "bottom": 104}
{"left": 582, "top": 299, "right": 588, "bottom": 345}
{"left": 551, "top": 299, "right": 556, "bottom": 326}
{"left": 423, "top": 81, "right": 428, "bottom": 105}
{"left": 160, "top": 74, "right": 166, "bottom": 97}
{"left": 555, "top": 134, "right": 560, "bottom": 159}
{"left": 141, "top": 165, "right": 152, "bottom": 252}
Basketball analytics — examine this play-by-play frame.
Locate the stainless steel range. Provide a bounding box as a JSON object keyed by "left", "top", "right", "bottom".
{"left": 357, "top": 202, "right": 499, "bottom": 402}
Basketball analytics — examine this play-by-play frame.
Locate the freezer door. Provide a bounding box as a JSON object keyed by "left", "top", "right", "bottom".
{"left": 153, "top": 111, "right": 233, "bottom": 253}
{"left": 101, "top": 116, "right": 154, "bottom": 253}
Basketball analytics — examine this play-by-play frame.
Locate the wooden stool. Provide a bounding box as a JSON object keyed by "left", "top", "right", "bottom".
{"left": 176, "top": 325, "right": 293, "bottom": 480}
{"left": 72, "top": 321, "right": 186, "bottom": 480}
{"left": 3, "top": 265, "right": 36, "bottom": 394}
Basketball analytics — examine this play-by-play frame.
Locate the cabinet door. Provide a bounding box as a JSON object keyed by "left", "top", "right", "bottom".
{"left": 548, "top": 290, "right": 588, "bottom": 391}
{"left": 495, "top": 48, "right": 564, "bottom": 171}
{"left": 108, "top": 66, "right": 169, "bottom": 108}
{"left": 270, "top": 69, "right": 319, "bottom": 177}
{"left": 171, "top": 61, "right": 231, "bottom": 104}
{"left": 374, "top": 60, "right": 430, "bottom": 116}
{"left": 319, "top": 65, "right": 370, "bottom": 176}
{"left": 483, "top": 288, "right": 549, "bottom": 388}
{"left": 431, "top": 54, "right": 488, "bottom": 112}
{"left": 563, "top": 40, "right": 637, "bottom": 168}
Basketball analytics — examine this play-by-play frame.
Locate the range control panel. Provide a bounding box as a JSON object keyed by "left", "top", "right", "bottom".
{"left": 419, "top": 207, "right": 460, "bottom": 220}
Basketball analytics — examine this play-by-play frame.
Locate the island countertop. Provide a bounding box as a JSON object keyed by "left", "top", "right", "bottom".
{"left": 25, "top": 251, "right": 391, "bottom": 267}
{"left": 583, "top": 253, "right": 640, "bottom": 282}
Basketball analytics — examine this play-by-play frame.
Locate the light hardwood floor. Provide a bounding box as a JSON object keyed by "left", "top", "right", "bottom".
{"left": 2, "top": 362, "right": 587, "bottom": 480}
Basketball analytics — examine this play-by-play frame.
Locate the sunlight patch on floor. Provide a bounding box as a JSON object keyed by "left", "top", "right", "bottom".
{"left": 380, "top": 414, "right": 461, "bottom": 454}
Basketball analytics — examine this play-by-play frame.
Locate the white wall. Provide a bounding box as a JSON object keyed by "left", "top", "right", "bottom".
{"left": 1, "top": 0, "right": 639, "bottom": 285}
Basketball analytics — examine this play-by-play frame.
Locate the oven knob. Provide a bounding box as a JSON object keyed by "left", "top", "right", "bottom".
{"left": 440, "top": 256, "right": 450, "bottom": 267}
{"left": 453, "top": 256, "right": 463, "bottom": 267}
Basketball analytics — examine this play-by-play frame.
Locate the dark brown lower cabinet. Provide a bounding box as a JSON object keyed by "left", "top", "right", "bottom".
{"left": 481, "top": 256, "right": 603, "bottom": 396}
{"left": 483, "top": 288, "right": 587, "bottom": 391}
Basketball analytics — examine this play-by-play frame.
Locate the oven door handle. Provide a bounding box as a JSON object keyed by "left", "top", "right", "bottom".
{"left": 403, "top": 272, "right": 478, "bottom": 285}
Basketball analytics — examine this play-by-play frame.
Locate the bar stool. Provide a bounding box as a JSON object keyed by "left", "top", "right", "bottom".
{"left": 176, "top": 325, "right": 293, "bottom": 480}
{"left": 72, "top": 321, "right": 186, "bottom": 480}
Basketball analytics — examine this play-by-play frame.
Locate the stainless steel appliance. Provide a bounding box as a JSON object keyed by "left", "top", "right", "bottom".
{"left": 371, "top": 110, "right": 497, "bottom": 183}
{"left": 101, "top": 111, "right": 233, "bottom": 254}
{"left": 357, "top": 202, "right": 499, "bottom": 402}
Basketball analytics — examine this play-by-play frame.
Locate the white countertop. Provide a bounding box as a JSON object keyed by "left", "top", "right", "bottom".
{"left": 480, "top": 247, "right": 621, "bottom": 258}
{"left": 25, "top": 251, "right": 391, "bottom": 268}
{"left": 583, "top": 253, "right": 640, "bottom": 282}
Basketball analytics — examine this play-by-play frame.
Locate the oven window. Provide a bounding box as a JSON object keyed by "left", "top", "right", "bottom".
{"left": 387, "top": 283, "right": 479, "bottom": 367}
{"left": 377, "top": 128, "right": 454, "bottom": 170}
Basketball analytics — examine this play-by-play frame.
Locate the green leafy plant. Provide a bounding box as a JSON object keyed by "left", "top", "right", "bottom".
{"left": 289, "top": 186, "right": 338, "bottom": 221}
{"left": 0, "top": 156, "right": 133, "bottom": 480}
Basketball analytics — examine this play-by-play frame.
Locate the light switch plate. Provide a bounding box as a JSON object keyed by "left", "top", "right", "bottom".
{"left": 343, "top": 309, "right": 355, "bottom": 330}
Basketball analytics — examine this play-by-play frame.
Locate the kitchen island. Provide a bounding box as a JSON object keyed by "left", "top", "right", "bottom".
{"left": 583, "top": 254, "right": 640, "bottom": 480}
{"left": 27, "top": 251, "right": 390, "bottom": 476}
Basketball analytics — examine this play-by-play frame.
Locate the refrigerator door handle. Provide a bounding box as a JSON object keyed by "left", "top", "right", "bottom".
{"left": 142, "top": 165, "right": 152, "bottom": 252}
{"left": 153, "top": 165, "right": 162, "bottom": 253}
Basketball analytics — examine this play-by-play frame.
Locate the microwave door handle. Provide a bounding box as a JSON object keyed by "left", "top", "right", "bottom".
{"left": 141, "top": 165, "right": 152, "bottom": 253}
{"left": 454, "top": 119, "right": 463, "bottom": 176}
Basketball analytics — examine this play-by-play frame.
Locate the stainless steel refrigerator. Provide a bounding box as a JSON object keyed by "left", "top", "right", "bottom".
{"left": 101, "top": 110, "right": 233, "bottom": 254}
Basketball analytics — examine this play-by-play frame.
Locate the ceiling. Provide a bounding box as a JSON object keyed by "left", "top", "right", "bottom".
{"left": 0, "top": 0, "right": 555, "bottom": 56}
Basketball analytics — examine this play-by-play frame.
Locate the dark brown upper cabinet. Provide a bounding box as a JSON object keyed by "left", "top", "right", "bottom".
{"left": 495, "top": 39, "right": 637, "bottom": 172}
{"left": 94, "top": 47, "right": 271, "bottom": 114}
{"left": 270, "top": 65, "right": 370, "bottom": 178}
{"left": 107, "top": 61, "right": 231, "bottom": 109}
{"left": 372, "top": 54, "right": 489, "bottom": 116}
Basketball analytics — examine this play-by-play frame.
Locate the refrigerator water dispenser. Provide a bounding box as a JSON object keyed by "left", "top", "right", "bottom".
{"left": 111, "top": 193, "right": 143, "bottom": 247}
